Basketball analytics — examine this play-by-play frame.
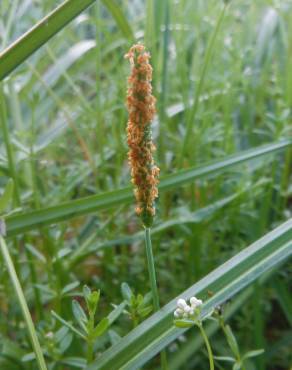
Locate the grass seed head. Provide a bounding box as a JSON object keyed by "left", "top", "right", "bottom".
{"left": 125, "top": 44, "right": 159, "bottom": 227}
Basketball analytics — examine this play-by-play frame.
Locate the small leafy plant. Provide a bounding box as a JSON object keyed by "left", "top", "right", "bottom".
{"left": 52, "top": 286, "right": 109, "bottom": 365}
{"left": 121, "top": 282, "right": 153, "bottom": 327}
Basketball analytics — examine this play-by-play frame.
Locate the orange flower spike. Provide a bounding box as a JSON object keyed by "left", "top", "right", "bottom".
{"left": 125, "top": 44, "right": 159, "bottom": 227}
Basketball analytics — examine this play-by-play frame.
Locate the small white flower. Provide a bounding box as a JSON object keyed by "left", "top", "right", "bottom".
{"left": 184, "top": 304, "right": 192, "bottom": 314}
{"left": 174, "top": 310, "right": 180, "bottom": 318}
{"left": 177, "top": 298, "right": 187, "bottom": 309}
{"left": 190, "top": 296, "right": 203, "bottom": 308}
{"left": 175, "top": 297, "right": 202, "bottom": 320}
{"left": 174, "top": 308, "right": 183, "bottom": 318}
{"left": 197, "top": 299, "right": 203, "bottom": 307}
{"left": 177, "top": 308, "right": 184, "bottom": 315}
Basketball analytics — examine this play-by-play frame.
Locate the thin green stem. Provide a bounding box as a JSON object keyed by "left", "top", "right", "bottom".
{"left": 87, "top": 339, "right": 94, "bottom": 364}
{"left": 86, "top": 312, "right": 95, "bottom": 364}
{"left": 0, "top": 85, "right": 21, "bottom": 204}
{"left": 197, "top": 322, "right": 214, "bottom": 370}
{"left": 95, "top": 0, "right": 105, "bottom": 172}
{"left": 144, "top": 227, "right": 168, "bottom": 370}
{"left": 144, "top": 227, "right": 160, "bottom": 311}
{"left": 160, "top": 350, "right": 169, "bottom": 370}
{"left": 179, "top": 2, "right": 228, "bottom": 165}
{"left": 0, "top": 235, "right": 47, "bottom": 370}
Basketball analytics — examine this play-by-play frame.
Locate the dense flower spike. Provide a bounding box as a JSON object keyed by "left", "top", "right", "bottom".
{"left": 125, "top": 44, "right": 159, "bottom": 227}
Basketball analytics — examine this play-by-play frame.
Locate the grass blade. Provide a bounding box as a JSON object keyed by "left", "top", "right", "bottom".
{"left": 67, "top": 191, "right": 246, "bottom": 267}
{"left": 0, "top": 235, "right": 47, "bottom": 370}
{"left": 0, "top": 0, "right": 96, "bottom": 80}
{"left": 5, "top": 140, "right": 291, "bottom": 237}
{"left": 179, "top": 2, "right": 228, "bottom": 163}
{"left": 86, "top": 219, "right": 292, "bottom": 370}
{"left": 101, "top": 0, "right": 134, "bottom": 41}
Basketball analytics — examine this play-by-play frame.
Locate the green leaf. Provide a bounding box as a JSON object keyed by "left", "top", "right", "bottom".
{"left": 93, "top": 318, "right": 109, "bottom": 338}
{"left": 60, "top": 357, "right": 87, "bottom": 368}
{"left": 41, "top": 41, "right": 96, "bottom": 89}
{"left": 137, "top": 306, "right": 153, "bottom": 318}
{"left": 25, "top": 244, "right": 46, "bottom": 263}
{"left": 213, "top": 356, "right": 235, "bottom": 362}
{"left": 59, "top": 332, "right": 73, "bottom": 354}
{"left": 108, "top": 330, "right": 122, "bottom": 345}
{"left": 6, "top": 141, "right": 291, "bottom": 236}
{"left": 224, "top": 325, "right": 240, "bottom": 358}
{"left": 0, "top": 0, "right": 96, "bottom": 80}
{"left": 232, "top": 363, "right": 241, "bottom": 370}
{"left": 61, "top": 281, "right": 80, "bottom": 296}
{"left": 86, "top": 219, "right": 292, "bottom": 370}
{"left": 180, "top": 1, "right": 228, "bottom": 160}
{"left": 0, "top": 338, "right": 26, "bottom": 369}
{"left": 55, "top": 326, "right": 70, "bottom": 343}
{"left": 51, "top": 310, "right": 86, "bottom": 340}
{"left": 72, "top": 300, "right": 88, "bottom": 332}
{"left": 242, "top": 349, "right": 264, "bottom": 360}
{"left": 255, "top": 8, "right": 280, "bottom": 69}
{"left": 0, "top": 219, "right": 6, "bottom": 237}
{"left": 108, "top": 301, "right": 127, "bottom": 325}
{"left": 141, "top": 292, "right": 152, "bottom": 307}
{"left": 21, "top": 353, "right": 35, "bottom": 362}
{"left": 136, "top": 294, "right": 143, "bottom": 306}
{"left": 121, "top": 283, "right": 133, "bottom": 302}
{"left": 87, "top": 290, "right": 100, "bottom": 315}
{"left": 0, "top": 179, "right": 14, "bottom": 214}
{"left": 101, "top": 0, "right": 134, "bottom": 41}
{"left": 83, "top": 285, "right": 92, "bottom": 302}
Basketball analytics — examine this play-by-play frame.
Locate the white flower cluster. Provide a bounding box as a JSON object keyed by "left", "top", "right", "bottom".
{"left": 174, "top": 297, "right": 203, "bottom": 319}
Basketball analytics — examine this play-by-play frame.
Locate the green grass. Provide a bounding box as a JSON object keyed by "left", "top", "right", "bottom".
{"left": 0, "top": 0, "right": 291, "bottom": 369}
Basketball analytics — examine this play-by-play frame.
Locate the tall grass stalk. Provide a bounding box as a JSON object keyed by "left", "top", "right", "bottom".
{"left": 0, "top": 85, "right": 21, "bottom": 203}
{"left": 144, "top": 227, "right": 169, "bottom": 369}
{"left": 126, "top": 44, "right": 169, "bottom": 369}
{"left": 1, "top": 85, "right": 42, "bottom": 318}
{"left": 144, "top": 227, "right": 160, "bottom": 311}
{"left": 0, "top": 235, "right": 47, "bottom": 370}
{"left": 179, "top": 1, "right": 229, "bottom": 165}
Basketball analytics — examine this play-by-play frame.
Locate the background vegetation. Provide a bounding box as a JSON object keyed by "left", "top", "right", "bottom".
{"left": 0, "top": 0, "right": 291, "bottom": 369}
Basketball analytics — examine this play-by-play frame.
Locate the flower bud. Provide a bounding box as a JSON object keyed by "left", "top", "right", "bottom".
{"left": 177, "top": 298, "right": 187, "bottom": 309}
{"left": 190, "top": 296, "right": 203, "bottom": 308}
{"left": 174, "top": 309, "right": 183, "bottom": 318}
{"left": 184, "top": 305, "right": 192, "bottom": 314}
